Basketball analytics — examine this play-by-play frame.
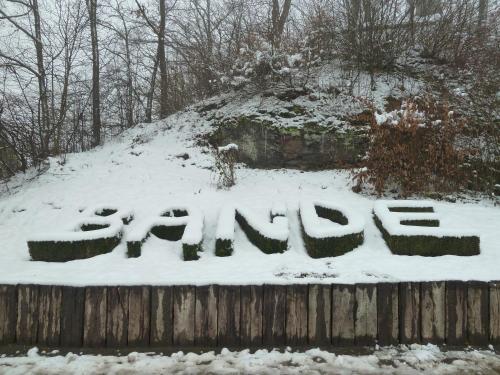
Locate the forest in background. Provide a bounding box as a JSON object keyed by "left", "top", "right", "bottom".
{"left": 0, "top": 0, "right": 498, "bottom": 181}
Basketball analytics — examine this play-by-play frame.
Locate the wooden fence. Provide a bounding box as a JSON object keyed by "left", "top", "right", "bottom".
{"left": 1, "top": 282, "right": 499, "bottom": 349}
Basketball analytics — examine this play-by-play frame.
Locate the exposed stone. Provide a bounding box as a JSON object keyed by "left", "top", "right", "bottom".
{"left": 209, "top": 117, "right": 368, "bottom": 170}
{"left": 276, "top": 87, "right": 310, "bottom": 101}
{"left": 197, "top": 100, "right": 227, "bottom": 113}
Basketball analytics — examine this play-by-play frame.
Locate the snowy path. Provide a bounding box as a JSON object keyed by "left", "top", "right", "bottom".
{"left": 1, "top": 345, "right": 500, "bottom": 374}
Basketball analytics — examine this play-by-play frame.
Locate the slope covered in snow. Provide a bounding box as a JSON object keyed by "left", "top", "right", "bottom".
{"left": 195, "top": 62, "right": 423, "bottom": 131}
{"left": 0, "top": 108, "right": 498, "bottom": 286}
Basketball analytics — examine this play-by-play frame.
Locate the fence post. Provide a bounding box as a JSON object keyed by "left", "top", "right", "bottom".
{"left": 331, "top": 284, "right": 355, "bottom": 346}
{"left": 377, "top": 283, "right": 399, "bottom": 346}
{"left": 0, "top": 285, "right": 17, "bottom": 345}
{"left": 150, "top": 286, "right": 173, "bottom": 346}
{"left": 446, "top": 281, "right": 467, "bottom": 346}
{"left": 285, "top": 284, "right": 307, "bottom": 346}
{"left": 420, "top": 281, "right": 445, "bottom": 344}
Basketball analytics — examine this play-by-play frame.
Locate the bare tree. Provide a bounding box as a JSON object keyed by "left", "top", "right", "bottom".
{"left": 0, "top": 0, "right": 498, "bottom": 184}
{"left": 270, "top": 0, "right": 292, "bottom": 50}
{"left": 478, "top": 0, "right": 489, "bottom": 28}
{"left": 136, "top": 0, "right": 170, "bottom": 119}
{"left": 145, "top": 53, "right": 160, "bottom": 123}
{"left": 52, "top": 0, "right": 86, "bottom": 153}
{"left": 0, "top": 0, "right": 52, "bottom": 159}
{"left": 101, "top": 0, "right": 140, "bottom": 129}
{"left": 86, "top": 0, "right": 102, "bottom": 147}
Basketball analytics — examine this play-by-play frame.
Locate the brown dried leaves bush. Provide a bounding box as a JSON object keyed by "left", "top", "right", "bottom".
{"left": 353, "top": 98, "right": 476, "bottom": 196}
{"left": 214, "top": 144, "right": 238, "bottom": 189}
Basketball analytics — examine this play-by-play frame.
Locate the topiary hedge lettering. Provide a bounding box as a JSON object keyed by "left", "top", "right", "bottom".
{"left": 300, "top": 200, "right": 365, "bottom": 258}
{"left": 28, "top": 218, "right": 123, "bottom": 262}
{"left": 215, "top": 205, "right": 289, "bottom": 256}
{"left": 26, "top": 200, "right": 482, "bottom": 262}
{"left": 373, "top": 200, "right": 480, "bottom": 256}
{"left": 215, "top": 206, "right": 236, "bottom": 256}
{"left": 126, "top": 206, "right": 204, "bottom": 261}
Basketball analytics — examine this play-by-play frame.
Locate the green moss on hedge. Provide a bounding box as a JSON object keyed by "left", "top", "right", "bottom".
{"left": 29, "top": 235, "right": 122, "bottom": 262}
{"left": 151, "top": 225, "right": 185, "bottom": 241}
{"left": 127, "top": 240, "right": 143, "bottom": 258}
{"left": 374, "top": 213, "right": 480, "bottom": 256}
{"left": 122, "top": 215, "right": 134, "bottom": 225}
{"left": 400, "top": 219, "right": 439, "bottom": 227}
{"left": 389, "top": 207, "right": 434, "bottom": 213}
{"left": 215, "top": 238, "right": 233, "bottom": 257}
{"left": 162, "top": 209, "right": 188, "bottom": 217}
{"left": 315, "top": 206, "right": 348, "bottom": 225}
{"left": 80, "top": 223, "right": 109, "bottom": 231}
{"left": 235, "top": 211, "right": 287, "bottom": 254}
{"left": 183, "top": 243, "right": 201, "bottom": 261}
{"left": 95, "top": 208, "right": 118, "bottom": 217}
{"left": 128, "top": 223, "right": 202, "bottom": 261}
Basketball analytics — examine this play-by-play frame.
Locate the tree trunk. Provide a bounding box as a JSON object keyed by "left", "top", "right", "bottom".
{"left": 122, "top": 21, "right": 134, "bottom": 128}
{"left": 146, "top": 48, "right": 160, "bottom": 123}
{"left": 87, "top": 0, "right": 101, "bottom": 147}
{"left": 347, "top": 0, "right": 360, "bottom": 55}
{"left": 478, "top": 0, "right": 488, "bottom": 28}
{"left": 32, "top": 0, "right": 51, "bottom": 159}
{"left": 158, "top": 0, "right": 168, "bottom": 119}
{"left": 408, "top": 0, "right": 415, "bottom": 45}
{"left": 271, "top": 0, "right": 292, "bottom": 50}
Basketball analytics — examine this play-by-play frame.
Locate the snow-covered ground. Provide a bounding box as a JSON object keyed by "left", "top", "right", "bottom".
{"left": 1, "top": 345, "right": 500, "bottom": 375}
{"left": 0, "top": 110, "right": 498, "bottom": 286}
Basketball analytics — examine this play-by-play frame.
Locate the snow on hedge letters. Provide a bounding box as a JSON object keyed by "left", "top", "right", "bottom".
{"left": 126, "top": 206, "right": 203, "bottom": 261}
{"left": 373, "top": 200, "right": 480, "bottom": 256}
{"left": 27, "top": 206, "right": 132, "bottom": 262}
{"left": 300, "top": 200, "right": 365, "bottom": 258}
{"left": 215, "top": 203, "right": 289, "bottom": 257}
{"left": 27, "top": 200, "right": 480, "bottom": 262}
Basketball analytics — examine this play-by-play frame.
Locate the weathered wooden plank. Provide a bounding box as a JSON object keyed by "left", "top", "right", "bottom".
{"left": 285, "top": 284, "right": 308, "bottom": 346}
{"left": 60, "top": 286, "right": 85, "bottom": 347}
{"left": 399, "top": 282, "right": 420, "bottom": 344}
{"left": 467, "top": 281, "right": 488, "bottom": 345}
{"left": 308, "top": 284, "right": 331, "bottom": 345}
{"left": 151, "top": 286, "right": 173, "bottom": 346}
{"left": 240, "top": 285, "right": 263, "bottom": 346}
{"left": 421, "top": 282, "right": 445, "bottom": 344}
{"left": 0, "top": 285, "right": 17, "bottom": 345}
{"left": 37, "top": 285, "right": 62, "bottom": 346}
{"left": 263, "top": 285, "right": 286, "bottom": 345}
{"left": 355, "top": 284, "right": 377, "bottom": 346}
{"left": 8, "top": 281, "right": 496, "bottom": 350}
{"left": 331, "top": 284, "right": 355, "bottom": 346}
{"left": 16, "top": 284, "right": 39, "bottom": 345}
{"left": 128, "top": 286, "right": 150, "bottom": 346}
{"left": 173, "top": 285, "right": 195, "bottom": 346}
{"left": 377, "top": 283, "right": 399, "bottom": 346}
{"left": 106, "top": 286, "right": 129, "bottom": 347}
{"left": 218, "top": 286, "right": 241, "bottom": 346}
{"left": 446, "top": 281, "right": 467, "bottom": 345}
{"left": 195, "top": 285, "right": 218, "bottom": 346}
{"left": 83, "top": 287, "right": 107, "bottom": 347}
{"left": 490, "top": 281, "right": 500, "bottom": 344}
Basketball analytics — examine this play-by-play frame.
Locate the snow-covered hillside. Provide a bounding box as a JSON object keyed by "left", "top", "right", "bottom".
{"left": 0, "top": 110, "right": 498, "bottom": 286}
{"left": 195, "top": 63, "right": 423, "bottom": 130}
